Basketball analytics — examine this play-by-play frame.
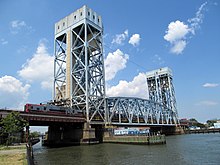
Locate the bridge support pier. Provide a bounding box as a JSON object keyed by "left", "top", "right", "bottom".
{"left": 43, "top": 123, "right": 98, "bottom": 146}
{"left": 174, "top": 126, "right": 184, "bottom": 134}
{"left": 80, "top": 123, "right": 98, "bottom": 144}
{"left": 45, "top": 124, "right": 82, "bottom": 146}
{"left": 102, "top": 126, "right": 114, "bottom": 139}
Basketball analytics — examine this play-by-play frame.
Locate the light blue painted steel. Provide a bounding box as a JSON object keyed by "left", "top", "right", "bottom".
{"left": 105, "top": 97, "right": 178, "bottom": 126}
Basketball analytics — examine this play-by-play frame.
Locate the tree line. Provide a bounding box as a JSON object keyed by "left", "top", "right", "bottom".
{"left": 0, "top": 112, "right": 28, "bottom": 146}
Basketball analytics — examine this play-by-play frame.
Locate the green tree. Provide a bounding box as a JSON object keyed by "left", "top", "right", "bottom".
{"left": 189, "top": 118, "right": 205, "bottom": 128}
{"left": 196, "top": 122, "right": 205, "bottom": 128}
{"left": 189, "top": 118, "right": 198, "bottom": 123}
{"left": 0, "top": 112, "right": 28, "bottom": 146}
{"left": 30, "top": 131, "right": 40, "bottom": 139}
{"left": 206, "top": 119, "right": 217, "bottom": 127}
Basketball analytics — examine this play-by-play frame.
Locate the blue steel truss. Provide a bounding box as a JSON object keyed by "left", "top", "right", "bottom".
{"left": 104, "top": 97, "right": 178, "bottom": 126}
{"left": 53, "top": 6, "right": 179, "bottom": 126}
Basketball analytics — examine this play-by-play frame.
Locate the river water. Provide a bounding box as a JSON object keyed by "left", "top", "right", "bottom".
{"left": 33, "top": 134, "right": 220, "bottom": 165}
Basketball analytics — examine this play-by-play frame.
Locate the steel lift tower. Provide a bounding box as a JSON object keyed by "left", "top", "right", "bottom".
{"left": 53, "top": 5, "right": 179, "bottom": 129}
{"left": 54, "top": 5, "right": 106, "bottom": 124}
{"left": 146, "top": 67, "right": 179, "bottom": 124}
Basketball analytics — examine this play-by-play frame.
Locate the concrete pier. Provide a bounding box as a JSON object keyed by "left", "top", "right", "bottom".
{"left": 103, "top": 135, "right": 166, "bottom": 145}
{"left": 80, "top": 123, "right": 99, "bottom": 144}
{"left": 43, "top": 123, "right": 98, "bottom": 146}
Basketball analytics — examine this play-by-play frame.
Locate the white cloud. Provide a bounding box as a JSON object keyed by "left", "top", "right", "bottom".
{"left": 106, "top": 73, "right": 148, "bottom": 99}
{"left": 170, "top": 40, "right": 187, "bottom": 54}
{"left": 196, "top": 100, "right": 218, "bottom": 106}
{"left": 10, "top": 20, "right": 33, "bottom": 34}
{"left": 188, "top": 2, "right": 208, "bottom": 34}
{"left": 18, "top": 41, "right": 54, "bottom": 90}
{"left": 164, "top": 20, "right": 190, "bottom": 55}
{"left": 112, "top": 30, "right": 128, "bottom": 45}
{"left": 11, "top": 20, "right": 26, "bottom": 28}
{"left": 164, "top": 2, "right": 208, "bottom": 54}
{"left": 164, "top": 20, "right": 190, "bottom": 43}
{"left": 0, "top": 75, "right": 30, "bottom": 109}
{"left": 41, "top": 78, "right": 53, "bottom": 90}
{"left": 129, "top": 34, "right": 141, "bottom": 46}
{"left": 203, "top": 83, "right": 219, "bottom": 88}
{"left": 105, "top": 49, "right": 129, "bottom": 81}
{"left": 1, "top": 38, "right": 8, "bottom": 45}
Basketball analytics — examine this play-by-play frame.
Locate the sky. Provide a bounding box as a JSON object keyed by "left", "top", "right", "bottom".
{"left": 0, "top": 0, "right": 220, "bottom": 124}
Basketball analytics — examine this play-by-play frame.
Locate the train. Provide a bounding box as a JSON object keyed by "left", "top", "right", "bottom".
{"left": 24, "top": 103, "right": 76, "bottom": 116}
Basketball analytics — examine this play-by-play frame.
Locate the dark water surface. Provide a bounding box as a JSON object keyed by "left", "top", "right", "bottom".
{"left": 33, "top": 134, "right": 220, "bottom": 165}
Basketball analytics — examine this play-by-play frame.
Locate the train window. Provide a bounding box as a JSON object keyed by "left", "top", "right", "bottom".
{"left": 31, "top": 106, "right": 33, "bottom": 109}
{"left": 37, "top": 108, "right": 39, "bottom": 110}
{"left": 44, "top": 107, "right": 46, "bottom": 110}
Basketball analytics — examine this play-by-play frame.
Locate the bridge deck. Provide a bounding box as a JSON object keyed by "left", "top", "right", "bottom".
{"left": 0, "top": 110, "right": 85, "bottom": 126}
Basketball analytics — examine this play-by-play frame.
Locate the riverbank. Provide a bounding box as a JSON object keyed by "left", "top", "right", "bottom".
{"left": 0, "top": 144, "right": 27, "bottom": 165}
{"left": 184, "top": 128, "right": 220, "bottom": 134}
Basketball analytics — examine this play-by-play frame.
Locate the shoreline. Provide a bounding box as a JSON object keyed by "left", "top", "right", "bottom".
{"left": 0, "top": 144, "right": 27, "bottom": 165}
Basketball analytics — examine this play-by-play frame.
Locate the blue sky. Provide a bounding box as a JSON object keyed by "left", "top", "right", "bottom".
{"left": 0, "top": 0, "right": 220, "bottom": 123}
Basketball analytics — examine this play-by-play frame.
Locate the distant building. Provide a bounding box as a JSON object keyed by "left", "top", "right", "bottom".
{"left": 179, "top": 118, "right": 201, "bottom": 129}
{"left": 179, "top": 118, "right": 190, "bottom": 127}
{"left": 214, "top": 122, "right": 220, "bottom": 128}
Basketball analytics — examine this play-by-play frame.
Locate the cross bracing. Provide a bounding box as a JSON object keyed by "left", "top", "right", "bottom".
{"left": 54, "top": 34, "right": 67, "bottom": 102}
{"left": 146, "top": 68, "right": 178, "bottom": 117}
{"left": 71, "top": 21, "right": 106, "bottom": 123}
{"left": 106, "top": 97, "right": 178, "bottom": 126}
{"left": 53, "top": 6, "right": 179, "bottom": 126}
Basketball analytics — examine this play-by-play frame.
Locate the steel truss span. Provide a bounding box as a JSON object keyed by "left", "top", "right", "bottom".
{"left": 106, "top": 97, "right": 178, "bottom": 126}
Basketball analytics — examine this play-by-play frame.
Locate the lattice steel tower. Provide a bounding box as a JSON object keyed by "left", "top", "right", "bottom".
{"left": 54, "top": 6, "right": 106, "bottom": 123}
{"left": 146, "top": 67, "right": 178, "bottom": 124}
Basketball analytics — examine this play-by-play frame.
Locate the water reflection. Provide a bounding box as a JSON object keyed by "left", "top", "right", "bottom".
{"left": 34, "top": 134, "right": 220, "bottom": 165}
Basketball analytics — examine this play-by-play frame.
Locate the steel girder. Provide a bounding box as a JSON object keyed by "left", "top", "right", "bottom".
{"left": 71, "top": 21, "right": 106, "bottom": 123}
{"left": 54, "top": 34, "right": 67, "bottom": 101}
{"left": 106, "top": 97, "right": 178, "bottom": 125}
